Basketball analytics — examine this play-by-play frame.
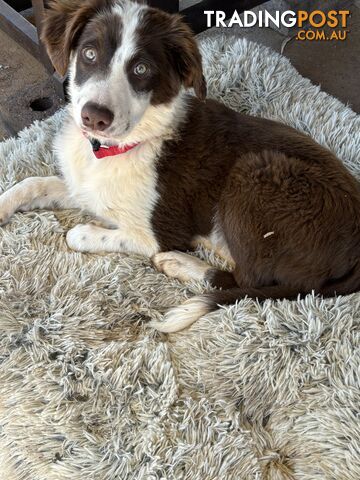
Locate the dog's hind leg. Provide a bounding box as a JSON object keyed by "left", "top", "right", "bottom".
{"left": 153, "top": 251, "right": 211, "bottom": 282}
{"left": 151, "top": 251, "right": 238, "bottom": 333}
{"left": 153, "top": 251, "right": 237, "bottom": 287}
{"left": 0, "top": 176, "right": 76, "bottom": 225}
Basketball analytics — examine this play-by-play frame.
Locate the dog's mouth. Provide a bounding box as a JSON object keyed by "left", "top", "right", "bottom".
{"left": 81, "top": 128, "right": 119, "bottom": 147}
{"left": 81, "top": 121, "right": 135, "bottom": 144}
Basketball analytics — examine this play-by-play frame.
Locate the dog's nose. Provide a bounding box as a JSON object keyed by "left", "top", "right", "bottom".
{"left": 81, "top": 102, "right": 114, "bottom": 131}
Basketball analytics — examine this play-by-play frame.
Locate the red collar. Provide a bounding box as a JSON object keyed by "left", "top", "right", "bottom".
{"left": 84, "top": 134, "right": 140, "bottom": 159}
{"left": 92, "top": 142, "right": 140, "bottom": 159}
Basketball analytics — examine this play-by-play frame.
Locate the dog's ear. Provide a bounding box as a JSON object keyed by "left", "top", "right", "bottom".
{"left": 166, "top": 15, "right": 207, "bottom": 101}
{"left": 41, "top": 0, "right": 107, "bottom": 76}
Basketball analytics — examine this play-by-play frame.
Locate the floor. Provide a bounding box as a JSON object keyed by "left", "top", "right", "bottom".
{"left": 0, "top": 1, "right": 359, "bottom": 141}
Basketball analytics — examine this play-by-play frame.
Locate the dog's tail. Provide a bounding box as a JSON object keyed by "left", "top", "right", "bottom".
{"left": 149, "top": 285, "right": 301, "bottom": 333}
{"left": 150, "top": 264, "right": 360, "bottom": 333}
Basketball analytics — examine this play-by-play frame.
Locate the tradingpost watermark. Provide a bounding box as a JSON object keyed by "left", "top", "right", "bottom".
{"left": 204, "top": 9, "right": 351, "bottom": 41}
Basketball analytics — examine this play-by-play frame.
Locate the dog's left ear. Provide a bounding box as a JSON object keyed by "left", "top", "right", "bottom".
{"left": 167, "top": 15, "right": 207, "bottom": 101}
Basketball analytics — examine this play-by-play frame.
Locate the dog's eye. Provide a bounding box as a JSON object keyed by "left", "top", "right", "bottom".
{"left": 134, "top": 63, "right": 149, "bottom": 76}
{"left": 83, "top": 47, "right": 97, "bottom": 63}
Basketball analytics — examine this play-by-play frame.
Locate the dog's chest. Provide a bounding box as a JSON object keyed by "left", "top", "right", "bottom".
{"left": 81, "top": 157, "right": 158, "bottom": 228}
{"left": 56, "top": 128, "right": 160, "bottom": 232}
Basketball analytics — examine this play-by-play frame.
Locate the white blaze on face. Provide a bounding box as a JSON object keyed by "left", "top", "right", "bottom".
{"left": 68, "top": 0, "right": 150, "bottom": 142}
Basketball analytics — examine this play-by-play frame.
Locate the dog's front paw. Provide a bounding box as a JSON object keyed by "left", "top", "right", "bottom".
{"left": 66, "top": 224, "right": 100, "bottom": 252}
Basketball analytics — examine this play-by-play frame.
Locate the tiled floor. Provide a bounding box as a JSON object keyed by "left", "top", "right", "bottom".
{"left": 0, "top": 1, "right": 359, "bottom": 141}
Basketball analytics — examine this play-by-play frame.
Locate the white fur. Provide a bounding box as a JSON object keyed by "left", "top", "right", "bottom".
{"left": 0, "top": 176, "right": 76, "bottom": 225}
{"left": 153, "top": 251, "right": 211, "bottom": 282}
{"left": 68, "top": 1, "right": 150, "bottom": 141}
{"left": 56, "top": 113, "right": 162, "bottom": 256}
{"left": 150, "top": 295, "right": 213, "bottom": 333}
{"left": 112, "top": 1, "right": 145, "bottom": 66}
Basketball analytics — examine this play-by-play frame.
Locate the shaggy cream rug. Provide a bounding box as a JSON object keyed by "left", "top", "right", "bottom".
{"left": 0, "top": 37, "right": 359, "bottom": 480}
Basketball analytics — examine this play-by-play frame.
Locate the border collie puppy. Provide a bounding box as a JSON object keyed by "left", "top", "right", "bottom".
{"left": 1, "top": 0, "right": 360, "bottom": 332}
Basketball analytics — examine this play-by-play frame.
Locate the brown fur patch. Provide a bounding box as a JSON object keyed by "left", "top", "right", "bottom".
{"left": 74, "top": 11, "right": 122, "bottom": 85}
{"left": 133, "top": 8, "right": 206, "bottom": 104}
{"left": 151, "top": 97, "right": 360, "bottom": 297}
{"left": 41, "top": 0, "right": 113, "bottom": 76}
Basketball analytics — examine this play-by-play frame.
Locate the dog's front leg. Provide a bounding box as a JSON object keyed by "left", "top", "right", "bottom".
{"left": 0, "top": 176, "right": 76, "bottom": 225}
{"left": 66, "top": 224, "right": 158, "bottom": 257}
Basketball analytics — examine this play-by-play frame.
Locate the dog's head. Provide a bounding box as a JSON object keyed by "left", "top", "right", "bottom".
{"left": 42, "top": 0, "right": 206, "bottom": 142}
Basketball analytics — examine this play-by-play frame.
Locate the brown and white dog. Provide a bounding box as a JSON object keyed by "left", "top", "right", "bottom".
{"left": 1, "top": 0, "right": 360, "bottom": 332}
